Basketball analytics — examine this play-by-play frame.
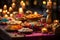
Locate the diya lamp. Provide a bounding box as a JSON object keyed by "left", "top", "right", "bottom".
{"left": 12, "top": 3, "right": 16, "bottom": 9}
{"left": 9, "top": 7, "right": 13, "bottom": 12}
{"left": 3, "top": 5, "right": 7, "bottom": 10}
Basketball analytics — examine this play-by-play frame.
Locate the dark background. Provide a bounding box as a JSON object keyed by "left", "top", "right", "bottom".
{"left": 0, "top": 0, "right": 60, "bottom": 21}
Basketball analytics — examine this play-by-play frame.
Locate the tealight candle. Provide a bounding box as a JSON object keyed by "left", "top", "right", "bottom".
{"left": 3, "top": 5, "right": 7, "bottom": 10}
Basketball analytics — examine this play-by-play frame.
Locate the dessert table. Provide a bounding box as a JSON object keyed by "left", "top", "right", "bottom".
{"left": 0, "top": 25, "right": 55, "bottom": 40}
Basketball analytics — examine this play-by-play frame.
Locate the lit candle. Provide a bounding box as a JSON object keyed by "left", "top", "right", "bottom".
{"left": 2, "top": 10, "right": 7, "bottom": 14}
{"left": 22, "top": 3, "right": 26, "bottom": 9}
{"left": 3, "top": 5, "right": 7, "bottom": 10}
{"left": 19, "top": 8, "right": 23, "bottom": 13}
{"left": 10, "top": 14, "right": 13, "bottom": 17}
{"left": 4, "top": 14, "right": 8, "bottom": 18}
{"left": 34, "top": 11, "right": 38, "bottom": 15}
{"left": 0, "top": 9, "right": 2, "bottom": 13}
{"left": 12, "top": 3, "right": 16, "bottom": 9}
{"left": 7, "top": 12, "right": 10, "bottom": 14}
{"left": 22, "top": 2, "right": 25, "bottom": 7}
{"left": 9, "top": 7, "right": 13, "bottom": 12}
{"left": 20, "top": 1, "right": 24, "bottom": 6}
{"left": 41, "top": 27, "right": 48, "bottom": 33}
